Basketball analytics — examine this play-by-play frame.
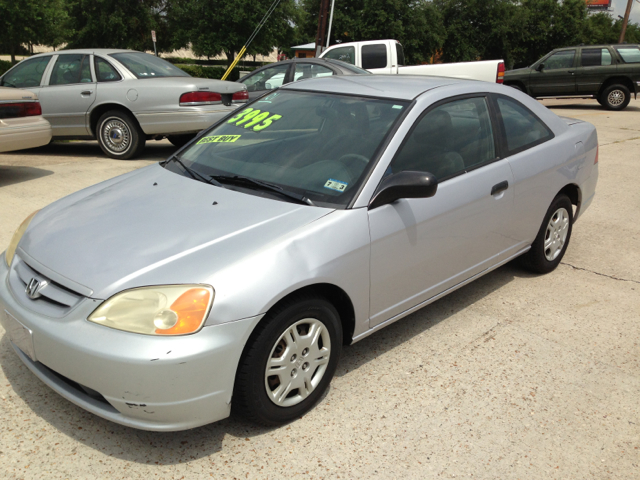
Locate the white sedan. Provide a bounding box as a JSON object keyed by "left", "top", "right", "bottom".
{"left": 0, "top": 87, "right": 51, "bottom": 153}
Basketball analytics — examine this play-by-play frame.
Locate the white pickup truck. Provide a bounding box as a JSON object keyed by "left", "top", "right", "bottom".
{"left": 319, "top": 39, "right": 505, "bottom": 84}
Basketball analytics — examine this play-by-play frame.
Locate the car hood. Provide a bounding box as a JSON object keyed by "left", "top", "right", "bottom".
{"left": 19, "top": 164, "right": 333, "bottom": 299}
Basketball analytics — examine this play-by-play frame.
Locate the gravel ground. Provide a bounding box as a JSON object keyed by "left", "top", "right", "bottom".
{"left": 0, "top": 98, "right": 638, "bottom": 479}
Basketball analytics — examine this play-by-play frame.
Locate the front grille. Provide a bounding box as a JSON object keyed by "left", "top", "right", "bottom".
{"left": 8, "top": 256, "right": 85, "bottom": 317}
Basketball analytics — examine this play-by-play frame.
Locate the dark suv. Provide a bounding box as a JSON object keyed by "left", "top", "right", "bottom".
{"left": 504, "top": 44, "right": 640, "bottom": 110}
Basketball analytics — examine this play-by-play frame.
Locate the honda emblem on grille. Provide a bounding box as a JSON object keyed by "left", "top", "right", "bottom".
{"left": 25, "top": 278, "right": 47, "bottom": 299}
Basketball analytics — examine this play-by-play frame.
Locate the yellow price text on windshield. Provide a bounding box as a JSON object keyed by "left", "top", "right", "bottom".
{"left": 197, "top": 135, "right": 241, "bottom": 144}
{"left": 227, "top": 108, "right": 282, "bottom": 132}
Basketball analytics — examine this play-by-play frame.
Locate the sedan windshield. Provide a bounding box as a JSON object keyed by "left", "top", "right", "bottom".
{"left": 165, "top": 90, "right": 409, "bottom": 208}
{"left": 110, "top": 52, "right": 190, "bottom": 78}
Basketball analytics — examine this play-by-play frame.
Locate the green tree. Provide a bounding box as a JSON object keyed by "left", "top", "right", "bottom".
{"left": 66, "top": 0, "right": 169, "bottom": 52}
{"left": 298, "top": 0, "right": 446, "bottom": 64}
{"left": 168, "top": 0, "right": 298, "bottom": 67}
{"left": 585, "top": 12, "right": 640, "bottom": 45}
{"left": 0, "top": 0, "right": 68, "bottom": 64}
{"left": 434, "top": 0, "right": 527, "bottom": 67}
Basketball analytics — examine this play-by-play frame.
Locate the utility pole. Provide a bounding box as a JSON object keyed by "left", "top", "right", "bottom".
{"left": 315, "top": 0, "right": 331, "bottom": 57}
{"left": 618, "top": 0, "right": 634, "bottom": 43}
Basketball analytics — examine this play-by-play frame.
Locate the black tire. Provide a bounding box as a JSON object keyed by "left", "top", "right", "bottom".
{"left": 96, "top": 110, "right": 146, "bottom": 159}
{"left": 232, "top": 295, "right": 342, "bottom": 426}
{"left": 167, "top": 134, "right": 196, "bottom": 148}
{"left": 599, "top": 84, "right": 631, "bottom": 111}
{"left": 521, "top": 194, "right": 573, "bottom": 274}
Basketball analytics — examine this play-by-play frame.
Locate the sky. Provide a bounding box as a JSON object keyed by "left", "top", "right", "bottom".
{"left": 604, "top": 0, "right": 640, "bottom": 25}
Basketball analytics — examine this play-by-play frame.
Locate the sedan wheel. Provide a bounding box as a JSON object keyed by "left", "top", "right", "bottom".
{"left": 233, "top": 296, "right": 342, "bottom": 426}
{"left": 97, "top": 110, "right": 146, "bottom": 159}
{"left": 265, "top": 318, "right": 332, "bottom": 407}
{"left": 521, "top": 194, "right": 573, "bottom": 274}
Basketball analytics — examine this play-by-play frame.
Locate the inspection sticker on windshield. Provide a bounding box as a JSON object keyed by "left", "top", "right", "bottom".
{"left": 324, "top": 179, "right": 348, "bottom": 192}
{"left": 197, "top": 135, "right": 241, "bottom": 144}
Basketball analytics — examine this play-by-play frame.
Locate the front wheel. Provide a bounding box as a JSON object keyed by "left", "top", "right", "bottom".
{"left": 521, "top": 194, "right": 573, "bottom": 274}
{"left": 600, "top": 84, "right": 630, "bottom": 111}
{"left": 96, "top": 110, "right": 146, "bottom": 159}
{"left": 232, "top": 296, "right": 342, "bottom": 426}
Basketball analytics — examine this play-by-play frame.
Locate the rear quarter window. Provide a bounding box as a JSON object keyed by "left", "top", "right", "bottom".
{"left": 615, "top": 47, "right": 640, "bottom": 63}
{"left": 495, "top": 96, "right": 553, "bottom": 155}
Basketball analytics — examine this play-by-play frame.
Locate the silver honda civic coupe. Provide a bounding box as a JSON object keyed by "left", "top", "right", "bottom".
{"left": 0, "top": 76, "right": 598, "bottom": 431}
{"left": 0, "top": 49, "right": 248, "bottom": 159}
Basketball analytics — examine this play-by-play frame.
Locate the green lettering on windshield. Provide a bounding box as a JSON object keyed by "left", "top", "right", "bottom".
{"left": 197, "top": 135, "right": 242, "bottom": 144}
{"left": 228, "top": 108, "right": 283, "bottom": 131}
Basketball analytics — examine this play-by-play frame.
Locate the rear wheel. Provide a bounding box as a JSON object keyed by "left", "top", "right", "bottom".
{"left": 96, "top": 110, "right": 146, "bottom": 159}
{"left": 232, "top": 295, "right": 342, "bottom": 426}
{"left": 600, "top": 84, "right": 630, "bottom": 111}
{"left": 167, "top": 134, "right": 196, "bottom": 148}
{"left": 521, "top": 194, "right": 573, "bottom": 274}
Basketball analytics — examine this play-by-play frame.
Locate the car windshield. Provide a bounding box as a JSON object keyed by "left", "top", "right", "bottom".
{"left": 110, "top": 52, "right": 190, "bottom": 78}
{"left": 165, "top": 90, "right": 409, "bottom": 208}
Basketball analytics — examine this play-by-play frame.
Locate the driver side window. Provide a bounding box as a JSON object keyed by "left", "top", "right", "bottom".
{"left": 242, "top": 64, "right": 290, "bottom": 92}
{"left": 1, "top": 56, "right": 51, "bottom": 88}
{"left": 543, "top": 50, "right": 575, "bottom": 70}
{"left": 389, "top": 97, "right": 495, "bottom": 181}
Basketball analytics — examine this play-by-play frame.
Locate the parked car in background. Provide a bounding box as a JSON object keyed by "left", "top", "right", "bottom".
{"left": 237, "top": 58, "right": 370, "bottom": 100}
{"left": 504, "top": 44, "right": 640, "bottom": 110}
{"left": 0, "top": 87, "right": 51, "bottom": 153}
{"left": 0, "top": 75, "right": 598, "bottom": 431}
{"left": 0, "top": 50, "right": 248, "bottom": 159}
{"left": 319, "top": 39, "right": 505, "bottom": 83}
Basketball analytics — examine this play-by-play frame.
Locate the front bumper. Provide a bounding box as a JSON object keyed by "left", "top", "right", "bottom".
{"left": 0, "top": 254, "right": 262, "bottom": 431}
{"left": 135, "top": 104, "right": 241, "bottom": 136}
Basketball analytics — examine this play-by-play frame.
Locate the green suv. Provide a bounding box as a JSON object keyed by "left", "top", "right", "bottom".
{"left": 504, "top": 44, "right": 640, "bottom": 110}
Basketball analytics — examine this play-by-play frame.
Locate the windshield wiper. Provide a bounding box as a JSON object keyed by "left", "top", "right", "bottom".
{"left": 164, "top": 155, "right": 223, "bottom": 187}
{"left": 210, "top": 174, "right": 315, "bottom": 206}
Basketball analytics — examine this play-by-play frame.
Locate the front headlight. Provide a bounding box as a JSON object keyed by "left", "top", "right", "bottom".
{"left": 88, "top": 285, "right": 214, "bottom": 336}
{"left": 5, "top": 210, "right": 40, "bottom": 267}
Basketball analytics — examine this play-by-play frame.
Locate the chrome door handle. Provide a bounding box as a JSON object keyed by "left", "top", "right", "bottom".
{"left": 81, "top": 90, "right": 93, "bottom": 95}
{"left": 491, "top": 181, "right": 509, "bottom": 196}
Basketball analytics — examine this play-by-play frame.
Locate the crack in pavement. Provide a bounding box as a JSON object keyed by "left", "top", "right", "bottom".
{"left": 561, "top": 262, "right": 640, "bottom": 284}
{"left": 600, "top": 135, "right": 640, "bottom": 146}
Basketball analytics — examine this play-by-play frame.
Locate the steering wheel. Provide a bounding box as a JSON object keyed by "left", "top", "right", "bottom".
{"left": 338, "top": 154, "right": 369, "bottom": 178}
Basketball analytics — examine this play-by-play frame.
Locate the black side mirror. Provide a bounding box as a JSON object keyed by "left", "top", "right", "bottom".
{"left": 369, "top": 171, "right": 438, "bottom": 210}
{"left": 536, "top": 63, "right": 544, "bottom": 72}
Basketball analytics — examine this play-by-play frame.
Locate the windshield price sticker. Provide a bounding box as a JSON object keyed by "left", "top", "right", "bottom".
{"left": 197, "top": 135, "right": 242, "bottom": 144}
{"left": 324, "top": 179, "right": 348, "bottom": 192}
{"left": 227, "top": 108, "right": 283, "bottom": 132}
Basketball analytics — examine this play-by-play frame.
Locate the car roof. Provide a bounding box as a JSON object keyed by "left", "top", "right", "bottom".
{"left": 554, "top": 44, "right": 640, "bottom": 50}
{"left": 29, "top": 49, "right": 140, "bottom": 56}
{"left": 282, "top": 74, "right": 467, "bottom": 100}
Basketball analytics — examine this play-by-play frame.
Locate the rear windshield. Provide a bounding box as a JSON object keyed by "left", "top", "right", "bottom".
{"left": 324, "top": 59, "right": 371, "bottom": 75}
{"left": 166, "top": 90, "right": 409, "bottom": 208}
{"left": 615, "top": 47, "right": 640, "bottom": 63}
{"left": 110, "top": 52, "right": 190, "bottom": 78}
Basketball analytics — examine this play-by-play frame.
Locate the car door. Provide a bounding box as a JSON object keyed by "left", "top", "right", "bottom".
{"left": 576, "top": 47, "right": 617, "bottom": 95}
{"left": 367, "top": 96, "right": 516, "bottom": 327}
{"left": 529, "top": 50, "right": 578, "bottom": 96}
{"left": 240, "top": 63, "right": 292, "bottom": 101}
{"left": 0, "top": 55, "right": 54, "bottom": 96}
{"left": 37, "top": 54, "right": 97, "bottom": 136}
